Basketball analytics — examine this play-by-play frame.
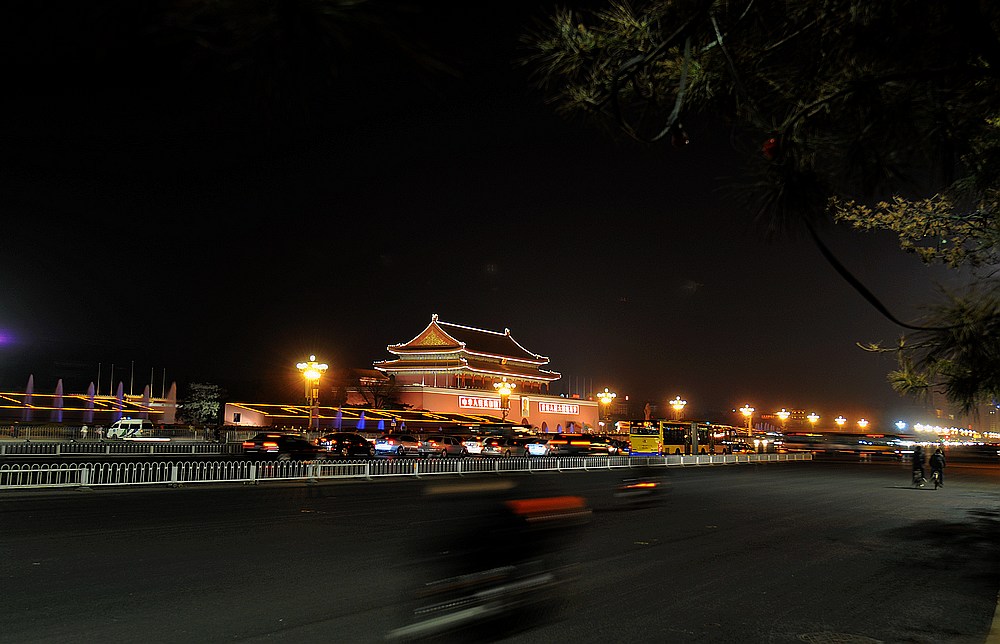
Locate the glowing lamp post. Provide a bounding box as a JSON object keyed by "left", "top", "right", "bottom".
{"left": 597, "top": 388, "right": 617, "bottom": 422}
{"left": 739, "top": 404, "right": 755, "bottom": 435}
{"left": 857, "top": 418, "right": 869, "bottom": 430}
{"left": 807, "top": 412, "right": 819, "bottom": 427}
{"left": 669, "top": 396, "right": 687, "bottom": 420}
{"left": 493, "top": 377, "right": 516, "bottom": 423}
{"left": 776, "top": 408, "right": 790, "bottom": 431}
{"left": 296, "top": 355, "right": 328, "bottom": 430}
{"left": 835, "top": 415, "right": 847, "bottom": 429}
{"left": 895, "top": 420, "right": 907, "bottom": 432}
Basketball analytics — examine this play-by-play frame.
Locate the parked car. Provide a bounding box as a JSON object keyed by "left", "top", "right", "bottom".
{"left": 609, "top": 438, "right": 631, "bottom": 455}
{"left": 481, "top": 436, "right": 531, "bottom": 457}
{"left": 462, "top": 436, "right": 485, "bottom": 455}
{"left": 721, "top": 441, "right": 756, "bottom": 454}
{"left": 544, "top": 434, "right": 597, "bottom": 456}
{"left": 316, "top": 432, "right": 375, "bottom": 458}
{"left": 418, "top": 435, "right": 468, "bottom": 458}
{"left": 374, "top": 434, "right": 422, "bottom": 457}
{"left": 525, "top": 437, "right": 552, "bottom": 457}
{"left": 587, "top": 436, "right": 616, "bottom": 455}
{"left": 242, "top": 432, "right": 324, "bottom": 460}
{"left": 589, "top": 436, "right": 629, "bottom": 455}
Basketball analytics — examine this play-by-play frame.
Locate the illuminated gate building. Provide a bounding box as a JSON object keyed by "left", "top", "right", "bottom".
{"left": 374, "top": 314, "right": 598, "bottom": 433}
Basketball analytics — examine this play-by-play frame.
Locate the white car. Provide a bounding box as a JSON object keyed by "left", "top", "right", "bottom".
{"left": 526, "top": 438, "right": 552, "bottom": 457}
{"left": 462, "top": 436, "right": 485, "bottom": 455}
{"left": 481, "top": 436, "right": 531, "bottom": 458}
{"left": 374, "top": 434, "right": 421, "bottom": 456}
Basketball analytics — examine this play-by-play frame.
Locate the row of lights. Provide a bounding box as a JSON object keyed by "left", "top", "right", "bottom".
{"left": 544, "top": 385, "right": 882, "bottom": 433}
{"left": 292, "top": 360, "right": 911, "bottom": 435}
{"left": 739, "top": 405, "right": 872, "bottom": 432}
{"left": 913, "top": 423, "right": 999, "bottom": 441}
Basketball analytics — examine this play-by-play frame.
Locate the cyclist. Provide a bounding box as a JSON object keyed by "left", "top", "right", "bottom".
{"left": 911, "top": 445, "right": 926, "bottom": 486}
{"left": 929, "top": 447, "right": 946, "bottom": 487}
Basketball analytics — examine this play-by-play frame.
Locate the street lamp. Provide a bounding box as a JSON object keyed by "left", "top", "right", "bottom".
{"left": 597, "top": 388, "right": 617, "bottom": 422}
{"left": 835, "top": 415, "right": 847, "bottom": 429}
{"left": 776, "top": 408, "right": 790, "bottom": 432}
{"left": 739, "top": 404, "right": 754, "bottom": 435}
{"left": 895, "top": 420, "right": 907, "bottom": 432}
{"left": 807, "top": 412, "right": 819, "bottom": 427}
{"left": 669, "top": 396, "right": 687, "bottom": 420}
{"left": 857, "top": 418, "right": 869, "bottom": 430}
{"left": 296, "top": 355, "right": 328, "bottom": 431}
{"left": 493, "top": 377, "right": 516, "bottom": 423}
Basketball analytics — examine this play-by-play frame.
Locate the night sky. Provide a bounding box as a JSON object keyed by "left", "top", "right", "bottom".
{"left": 0, "top": 1, "right": 963, "bottom": 428}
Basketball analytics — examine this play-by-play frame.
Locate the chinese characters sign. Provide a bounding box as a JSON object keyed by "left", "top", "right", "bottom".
{"left": 459, "top": 396, "right": 502, "bottom": 410}
{"left": 538, "top": 402, "right": 580, "bottom": 415}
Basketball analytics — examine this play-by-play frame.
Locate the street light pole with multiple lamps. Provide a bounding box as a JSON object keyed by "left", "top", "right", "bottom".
{"left": 493, "top": 377, "right": 516, "bottom": 423}
{"left": 739, "top": 404, "right": 755, "bottom": 436}
{"left": 296, "top": 355, "right": 328, "bottom": 431}
{"left": 669, "top": 396, "right": 687, "bottom": 420}
{"left": 596, "top": 387, "right": 617, "bottom": 425}
{"left": 776, "top": 408, "right": 790, "bottom": 432}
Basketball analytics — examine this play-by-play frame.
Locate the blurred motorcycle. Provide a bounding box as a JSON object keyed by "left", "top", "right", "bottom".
{"left": 387, "top": 490, "right": 591, "bottom": 642}
{"left": 613, "top": 475, "right": 669, "bottom": 507}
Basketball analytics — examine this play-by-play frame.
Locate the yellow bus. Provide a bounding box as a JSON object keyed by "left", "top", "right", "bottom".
{"left": 624, "top": 421, "right": 661, "bottom": 456}
{"left": 622, "top": 420, "right": 735, "bottom": 455}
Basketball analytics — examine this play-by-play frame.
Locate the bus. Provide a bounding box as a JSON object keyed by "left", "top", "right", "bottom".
{"left": 779, "top": 432, "right": 908, "bottom": 457}
{"left": 620, "top": 420, "right": 736, "bottom": 455}
{"left": 624, "top": 421, "right": 661, "bottom": 456}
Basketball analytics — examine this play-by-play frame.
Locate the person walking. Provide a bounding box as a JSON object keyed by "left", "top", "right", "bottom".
{"left": 80, "top": 425, "right": 88, "bottom": 441}
{"left": 911, "top": 445, "right": 926, "bottom": 486}
{"left": 929, "top": 447, "right": 946, "bottom": 487}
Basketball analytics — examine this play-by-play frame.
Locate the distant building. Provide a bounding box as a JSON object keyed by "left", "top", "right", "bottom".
{"left": 223, "top": 316, "right": 599, "bottom": 432}
{"left": 372, "top": 314, "right": 598, "bottom": 432}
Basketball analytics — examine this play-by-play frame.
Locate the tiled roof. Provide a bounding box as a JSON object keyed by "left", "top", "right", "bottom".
{"left": 387, "top": 315, "right": 549, "bottom": 364}
{"left": 374, "top": 356, "right": 560, "bottom": 381}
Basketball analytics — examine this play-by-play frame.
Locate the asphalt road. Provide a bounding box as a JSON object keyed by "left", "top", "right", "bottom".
{"left": 1, "top": 458, "right": 997, "bottom": 643}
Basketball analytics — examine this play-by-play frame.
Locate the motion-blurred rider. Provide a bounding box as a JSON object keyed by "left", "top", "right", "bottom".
{"left": 911, "top": 445, "right": 926, "bottom": 485}
{"left": 929, "top": 447, "right": 946, "bottom": 486}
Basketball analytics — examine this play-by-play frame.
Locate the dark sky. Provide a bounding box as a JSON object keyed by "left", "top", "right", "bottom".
{"left": 0, "top": 1, "right": 962, "bottom": 429}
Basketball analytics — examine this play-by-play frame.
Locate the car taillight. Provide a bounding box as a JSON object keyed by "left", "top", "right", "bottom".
{"left": 570, "top": 440, "right": 590, "bottom": 446}
{"left": 263, "top": 441, "right": 278, "bottom": 449}
{"left": 242, "top": 441, "right": 254, "bottom": 448}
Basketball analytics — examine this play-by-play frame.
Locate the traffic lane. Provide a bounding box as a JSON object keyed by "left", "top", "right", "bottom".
{"left": 0, "top": 473, "right": 618, "bottom": 643}
{"left": 0, "top": 482, "right": 424, "bottom": 643}
{"left": 508, "top": 461, "right": 1000, "bottom": 643}
{"left": 792, "top": 449, "right": 999, "bottom": 465}
{"left": 223, "top": 462, "right": 1000, "bottom": 643}
{"left": 1, "top": 462, "right": 997, "bottom": 643}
